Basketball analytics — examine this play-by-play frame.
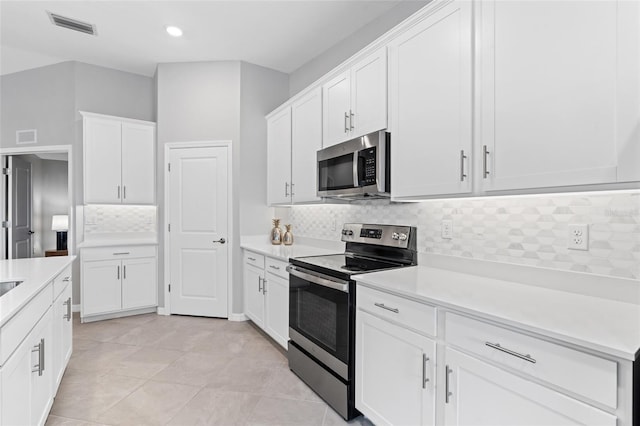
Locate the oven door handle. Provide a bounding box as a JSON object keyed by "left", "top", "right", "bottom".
{"left": 286, "top": 265, "right": 349, "bottom": 293}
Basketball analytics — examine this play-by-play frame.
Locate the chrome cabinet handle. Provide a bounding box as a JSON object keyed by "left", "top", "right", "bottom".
{"left": 262, "top": 278, "right": 267, "bottom": 294}
{"left": 483, "top": 145, "right": 490, "bottom": 178}
{"left": 113, "top": 252, "right": 130, "bottom": 255}
{"left": 248, "top": 257, "right": 256, "bottom": 261}
{"left": 290, "top": 183, "right": 295, "bottom": 197}
{"left": 123, "top": 265, "right": 127, "bottom": 279}
{"left": 485, "top": 342, "right": 536, "bottom": 363}
{"left": 62, "top": 276, "right": 71, "bottom": 282}
{"left": 344, "top": 112, "right": 349, "bottom": 133}
{"left": 269, "top": 265, "right": 280, "bottom": 270}
{"left": 213, "top": 238, "right": 226, "bottom": 244}
{"left": 460, "top": 150, "right": 467, "bottom": 182}
{"left": 117, "top": 265, "right": 120, "bottom": 280}
{"left": 32, "top": 339, "right": 45, "bottom": 376}
{"left": 445, "top": 365, "right": 452, "bottom": 403}
{"left": 258, "top": 276, "right": 263, "bottom": 292}
{"left": 422, "top": 354, "right": 430, "bottom": 388}
{"left": 374, "top": 302, "right": 399, "bottom": 314}
{"left": 285, "top": 182, "right": 289, "bottom": 197}
{"left": 64, "top": 297, "right": 72, "bottom": 321}
{"left": 349, "top": 110, "right": 354, "bottom": 131}
{"left": 117, "top": 185, "right": 121, "bottom": 199}
{"left": 123, "top": 186, "right": 126, "bottom": 199}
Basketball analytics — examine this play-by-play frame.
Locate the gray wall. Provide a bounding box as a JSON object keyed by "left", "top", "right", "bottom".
{"left": 288, "top": 0, "right": 429, "bottom": 97}
{"left": 156, "top": 61, "right": 289, "bottom": 314}
{"left": 1, "top": 61, "right": 155, "bottom": 304}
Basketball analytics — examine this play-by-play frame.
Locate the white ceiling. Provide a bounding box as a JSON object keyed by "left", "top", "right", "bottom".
{"left": 0, "top": 0, "right": 405, "bottom": 77}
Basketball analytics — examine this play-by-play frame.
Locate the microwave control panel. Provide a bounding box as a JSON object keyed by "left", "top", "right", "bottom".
{"left": 360, "top": 147, "right": 377, "bottom": 185}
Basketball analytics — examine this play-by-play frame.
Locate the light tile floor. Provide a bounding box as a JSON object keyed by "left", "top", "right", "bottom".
{"left": 46, "top": 314, "right": 373, "bottom": 426}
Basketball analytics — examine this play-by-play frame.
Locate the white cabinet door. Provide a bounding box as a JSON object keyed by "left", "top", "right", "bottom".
{"left": 82, "top": 259, "right": 122, "bottom": 316}
{"left": 122, "top": 257, "right": 157, "bottom": 310}
{"left": 83, "top": 116, "right": 122, "bottom": 204}
{"left": 389, "top": 0, "right": 472, "bottom": 199}
{"left": 351, "top": 47, "right": 387, "bottom": 139}
{"left": 244, "top": 263, "right": 264, "bottom": 327}
{"left": 263, "top": 272, "right": 289, "bottom": 349}
{"left": 121, "top": 122, "right": 156, "bottom": 204}
{"left": 291, "top": 88, "right": 322, "bottom": 204}
{"left": 52, "top": 283, "right": 72, "bottom": 391}
{"left": 0, "top": 331, "right": 32, "bottom": 426}
{"left": 480, "top": 0, "right": 635, "bottom": 191}
{"left": 267, "top": 107, "right": 292, "bottom": 205}
{"left": 322, "top": 71, "right": 351, "bottom": 147}
{"left": 356, "top": 310, "right": 436, "bottom": 426}
{"left": 30, "top": 309, "right": 53, "bottom": 426}
{"left": 443, "top": 348, "right": 616, "bottom": 426}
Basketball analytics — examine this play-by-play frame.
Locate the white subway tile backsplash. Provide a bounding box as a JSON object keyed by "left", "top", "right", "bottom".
{"left": 287, "top": 191, "right": 640, "bottom": 280}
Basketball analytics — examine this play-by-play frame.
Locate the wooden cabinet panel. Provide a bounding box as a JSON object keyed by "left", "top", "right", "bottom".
{"left": 82, "top": 259, "right": 122, "bottom": 316}
{"left": 244, "top": 261, "right": 265, "bottom": 328}
{"left": 322, "top": 72, "right": 351, "bottom": 147}
{"left": 121, "top": 257, "right": 157, "bottom": 310}
{"left": 291, "top": 88, "right": 322, "bottom": 203}
{"left": 266, "top": 107, "right": 292, "bottom": 205}
{"left": 83, "top": 116, "right": 122, "bottom": 204}
{"left": 121, "top": 122, "right": 156, "bottom": 204}
{"left": 264, "top": 272, "right": 289, "bottom": 349}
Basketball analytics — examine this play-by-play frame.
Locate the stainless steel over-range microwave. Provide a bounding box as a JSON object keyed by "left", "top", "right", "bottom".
{"left": 317, "top": 130, "right": 390, "bottom": 200}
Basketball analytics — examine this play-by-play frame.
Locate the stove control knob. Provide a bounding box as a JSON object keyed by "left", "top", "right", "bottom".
{"left": 399, "top": 233, "right": 408, "bottom": 241}
{"left": 391, "top": 232, "right": 400, "bottom": 240}
{"left": 347, "top": 230, "right": 354, "bottom": 236}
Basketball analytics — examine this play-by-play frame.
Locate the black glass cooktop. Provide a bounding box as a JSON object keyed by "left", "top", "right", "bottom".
{"left": 291, "top": 253, "right": 403, "bottom": 276}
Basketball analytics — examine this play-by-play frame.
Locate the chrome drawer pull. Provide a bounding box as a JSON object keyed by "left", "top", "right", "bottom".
{"left": 269, "top": 265, "right": 280, "bottom": 270}
{"left": 445, "top": 365, "right": 452, "bottom": 403}
{"left": 62, "top": 276, "right": 71, "bottom": 282}
{"left": 374, "top": 302, "right": 399, "bottom": 314}
{"left": 248, "top": 257, "right": 256, "bottom": 261}
{"left": 422, "top": 354, "right": 430, "bottom": 388}
{"left": 113, "top": 252, "right": 130, "bottom": 255}
{"left": 485, "top": 342, "right": 536, "bottom": 364}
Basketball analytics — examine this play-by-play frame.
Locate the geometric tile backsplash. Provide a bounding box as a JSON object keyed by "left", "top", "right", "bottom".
{"left": 286, "top": 190, "right": 640, "bottom": 280}
{"left": 84, "top": 204, "right": 157, "bottom": 233}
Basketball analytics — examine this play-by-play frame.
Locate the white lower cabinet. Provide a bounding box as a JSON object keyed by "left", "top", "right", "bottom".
{"left": 243, "top": 250, "right": 289, "bottom": 349}
{"left": 356, "top": 309, "right": 436, "bottom": 426}
{"left": 52, "top": 281, "right": 72, "bottom": 391}
{"left": 81, "top": 245, "right": 157, "bottom": 321}
{"left": 443, "top": 347, "right": 616, "bottom": 426}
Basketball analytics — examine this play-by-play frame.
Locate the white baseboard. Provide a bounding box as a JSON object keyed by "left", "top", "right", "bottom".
{"left": 72, "top": 304, "right": 80, "bottom": 313}
{"left": 228, "top": 313, "right": 248, "bottom": 322}
{"left": 156, "top": 307, "right": 169, "bottom": 316}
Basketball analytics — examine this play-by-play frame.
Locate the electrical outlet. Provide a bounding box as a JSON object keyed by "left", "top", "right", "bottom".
{"left": 441, "top": 220, "right": 453, "bottom": 239}
{"left": 568, "top": 224, "right": 589, "bottom": 250}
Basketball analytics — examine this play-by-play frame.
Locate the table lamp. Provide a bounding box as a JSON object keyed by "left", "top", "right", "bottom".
{"left": 51, "top": 215, "right": 68, "bottom": 251}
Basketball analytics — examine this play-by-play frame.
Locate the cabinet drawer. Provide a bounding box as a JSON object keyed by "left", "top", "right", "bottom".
{"left": 445, "top": 312, "right": 617, "bottom": 408}
{"left": 357, "top": 285, "right": 436, "bottom": 337}
{"left": 265, "top": 257, "right": 288, "bottom": 280}
{"left": 0, "top": 283, "right": 53, "bottom": 366}
{"left": 82, "top": 245, "right": 156, "bottom": 261}
{"left": 244, "top": 251, "right": 265, "bottom": 269}
{"left": 52, "top": 265, "right": 72, "bottom": 299}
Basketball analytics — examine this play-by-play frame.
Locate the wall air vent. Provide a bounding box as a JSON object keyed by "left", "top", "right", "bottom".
{"left": 47, "top": 11, "right": 97, "bottom": 36}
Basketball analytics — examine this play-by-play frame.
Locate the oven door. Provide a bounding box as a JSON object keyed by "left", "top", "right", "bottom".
{"left": 287, "top": 265, "right": 350, "bottom": 379}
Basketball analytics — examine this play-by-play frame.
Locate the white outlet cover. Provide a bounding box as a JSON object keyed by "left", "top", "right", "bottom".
{"left": 442, "top": 220, "right": 453, "bottom": 239}
{"left": 568, "top": 224, "right": 589, "bottom": 250}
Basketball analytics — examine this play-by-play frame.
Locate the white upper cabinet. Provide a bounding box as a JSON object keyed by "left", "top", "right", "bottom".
{"left": 389, "top": 0, "right": 473, "bottom": 199}
{"left": 291, "top": 88, "right": 322, "bottom": 203}
{"left": 322, "top": 47, "right": 387, "bottom": 147}
{"left": 82, "top": 112, "right": 156, "bottom": 205}
{"left": 267, "top": 107, "right": 293, "bottom": 205}
{"left": 480, "top": 0, "right": 640, "bottom": 191}
{"left": 267, "top": 88, "right": 322, "bottom": 205}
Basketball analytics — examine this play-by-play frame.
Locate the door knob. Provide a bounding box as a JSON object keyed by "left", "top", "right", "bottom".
{"left": 28, "top": 230, "right": 35, "bottom": 235}
{"left": 213, "top": 238, "right": 226, "bottom": 244}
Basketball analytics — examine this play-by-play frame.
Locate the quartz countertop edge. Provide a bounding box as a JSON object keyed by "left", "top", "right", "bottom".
{"left": 0, "top": 256, "right": 76, "bottom": 327}
{"left": 354, "top": 266, "right": 640, "bottom": 361}
{"left": 240, "top": 240, "right": 340, "bottom": 262}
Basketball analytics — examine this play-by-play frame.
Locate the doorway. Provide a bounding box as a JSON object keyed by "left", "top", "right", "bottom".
{"left": 164, "top": 141, "right": 232, "bottom": 318}
{"left": 1, "top": 145, "right": 73, "bottom": 260}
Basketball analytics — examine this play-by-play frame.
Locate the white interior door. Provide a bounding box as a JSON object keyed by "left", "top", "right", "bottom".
{"left": 168, "top": 146, "right": 229, "bottom": 318}
{"left": 8, "top": 156, "right": 32, "bottom": 259}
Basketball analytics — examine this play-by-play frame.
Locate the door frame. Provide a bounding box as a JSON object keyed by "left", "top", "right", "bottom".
{"left": 163, "top": 140, "right": 233, "bottom": 317}
{"left": 0, "top": 145, "right": 74, "bottom": 260}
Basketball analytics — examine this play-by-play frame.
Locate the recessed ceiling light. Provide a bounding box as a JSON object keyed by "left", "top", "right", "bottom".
{"left": 166, "top": 26, "right": 183, "bottom": 37}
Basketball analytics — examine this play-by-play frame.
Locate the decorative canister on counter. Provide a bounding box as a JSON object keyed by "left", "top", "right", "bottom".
{"left": 283, "top": 224, "right": 294, "bottom": 246}
{"left": 270, "top": 219, "right": 283, "bottom": 245}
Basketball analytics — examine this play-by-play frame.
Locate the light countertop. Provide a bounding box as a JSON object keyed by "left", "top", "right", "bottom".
{"left": 0, "top": 256, "right": 76, "bottom": 327}
{"left": 354, "top": 265, "right": 640, "bottom": 361}
{"left": 241, "top": 236, "right": 343, "bottom": 262}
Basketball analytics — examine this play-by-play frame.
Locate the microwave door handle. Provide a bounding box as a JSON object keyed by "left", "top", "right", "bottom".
{"left": 353, "top": 152, "right": 359, "bottom": 187}
{"left": 286, "top": 265, "right": 349, "bottom": 293}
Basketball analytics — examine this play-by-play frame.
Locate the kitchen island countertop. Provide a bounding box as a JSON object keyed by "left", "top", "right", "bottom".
{"left": 240, "top": 235, "right": 343, "bottom": 262}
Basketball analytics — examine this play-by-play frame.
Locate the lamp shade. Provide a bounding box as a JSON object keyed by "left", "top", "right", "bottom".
{"left": 51, "top": 215, "right": 69, "bottom": 231}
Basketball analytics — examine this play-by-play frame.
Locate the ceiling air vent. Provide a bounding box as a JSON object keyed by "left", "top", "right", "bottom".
{"left": 47, "top": 11, "right": 96, "bottom": 36}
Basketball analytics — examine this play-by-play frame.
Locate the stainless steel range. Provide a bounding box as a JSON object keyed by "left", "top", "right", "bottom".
{"left": 286, "top": 223, "right": 417, "bottom": 420}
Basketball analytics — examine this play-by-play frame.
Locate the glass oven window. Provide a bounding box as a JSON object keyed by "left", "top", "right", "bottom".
{"left": 318, "top": 153, "right": 354, "bottom": 191}
{"left": 290, "top": 273, "right": 349, "bottom": 364}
